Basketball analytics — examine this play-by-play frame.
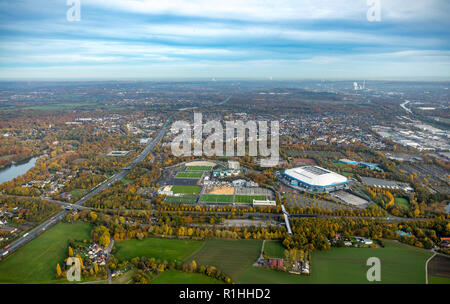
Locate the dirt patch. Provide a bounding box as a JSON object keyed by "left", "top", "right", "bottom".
{"left": 428, "top": 255, "right": 450, "bottom": 278}
{"left": 209, "top": 186, "right": 235, "bottom": 195}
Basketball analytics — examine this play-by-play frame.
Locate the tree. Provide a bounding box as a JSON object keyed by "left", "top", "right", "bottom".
{"left": 56, "top": 263, "right": 62, "bottom": 277}
{"left": 94, "top": 262, "right": 99, "bottom": 273}
{"left": 190, "top": 260, "right": 197, "bottom": 272}
{"left": 68, "top": 246, "right": 74, "bottom": 257}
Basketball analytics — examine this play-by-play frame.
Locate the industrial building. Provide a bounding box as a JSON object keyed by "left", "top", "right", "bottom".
{"left": 282, "top": 166, "right": 348, "bottom": 193}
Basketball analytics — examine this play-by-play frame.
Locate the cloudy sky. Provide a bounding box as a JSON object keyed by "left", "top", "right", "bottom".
{"left": 0, "top": 0, "right": 449, "bottom": 80}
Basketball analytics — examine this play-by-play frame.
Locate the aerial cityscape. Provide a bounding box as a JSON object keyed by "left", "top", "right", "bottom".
{"left": 0, "top": 0, "right": 448, "bottom": 295}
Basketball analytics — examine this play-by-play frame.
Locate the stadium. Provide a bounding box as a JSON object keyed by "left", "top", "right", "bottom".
{"left": 282, "top": 166, "right": 349, "bottom": 193}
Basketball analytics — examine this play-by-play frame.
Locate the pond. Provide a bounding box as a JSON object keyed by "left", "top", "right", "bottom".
{"left": 0, "top": 156, "right": 40, "bottom": 184}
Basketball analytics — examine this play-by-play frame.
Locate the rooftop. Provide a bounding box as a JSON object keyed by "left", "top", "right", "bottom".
{"left": 284, "top": 166, "right": 348, "bottom": 187}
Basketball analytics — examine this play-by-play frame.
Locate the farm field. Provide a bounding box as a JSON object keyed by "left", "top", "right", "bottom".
{"left": 238, "top": 240, "right": 432, "bottom": 284}
{"left": 0, "top": 222, "right": 92, "bottom": 284}
{"left": 150, "top": 270, "right": 224, "bottom": 284}
{"left": 175, "top": 172, "right": 203, "bottom": 179}
{"left": 186, "top": 166, "right": 213, "bottom": 171}
{"left": 114, "top": 238, "right": 205, "bottom": 262}
{"left": 164, "top": 195, "right": 198, "bottom": 204}
{"left": 187, "top": 239, "right": 262, "bottom": 281}
{"left": 171, "top": 185, "right": 201, "bottom": 195}
{"left": 264, "top": 241, "right": 285, "bottom": 259}
{"left": 201, "top": 194, "right": 234, "bottom": 203}
{"left": 428, "top": 276, "right": 450, "bottom": 284}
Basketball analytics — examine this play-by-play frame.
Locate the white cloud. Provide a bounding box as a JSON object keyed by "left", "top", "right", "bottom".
{"left": 83, "top": 0, "right": 449, "bottom": 22}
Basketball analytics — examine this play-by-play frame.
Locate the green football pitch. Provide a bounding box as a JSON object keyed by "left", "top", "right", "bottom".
{"left": 175, "top": 172, "right": 204, "bottom": 179}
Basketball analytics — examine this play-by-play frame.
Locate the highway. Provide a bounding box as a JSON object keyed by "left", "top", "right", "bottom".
{"left": 0, "top": 115, "right": 172, "bottom": 258}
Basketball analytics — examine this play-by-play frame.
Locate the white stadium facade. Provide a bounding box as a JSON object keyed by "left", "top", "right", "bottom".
{"left": 283, "top": 166, "right": 348, "bottom": 193}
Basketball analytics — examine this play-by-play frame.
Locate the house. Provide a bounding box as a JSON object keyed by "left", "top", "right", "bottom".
{"left": 268, "top": 258, "right": 284, "bottom": 268}
{"left": 396, "top": 230, "right": 412, "bottom": 237}
{"left": 0, "top": 226, "right": 17, "bottom": 234}
{"left": 440, "top": 237, "right": 450, "bottom": 248}
{"left": 355, "top": 237, "right": 373, "bottom": 245}
{"left": 232, "top": 179, "right": 246, "bottom": 187}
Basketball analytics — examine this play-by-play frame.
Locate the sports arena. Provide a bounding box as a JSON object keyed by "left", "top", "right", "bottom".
{"left": 283, "top": 166, "right": 348, "bottom": 193}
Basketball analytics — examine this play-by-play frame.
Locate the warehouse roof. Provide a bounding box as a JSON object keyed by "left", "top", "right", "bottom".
{"left": 284, "top": 166, "right": 348, "bottom": 187}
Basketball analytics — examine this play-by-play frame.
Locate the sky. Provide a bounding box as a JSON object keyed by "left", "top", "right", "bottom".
{"left": 0, "top": 0, "right": 449, "bottom": 80}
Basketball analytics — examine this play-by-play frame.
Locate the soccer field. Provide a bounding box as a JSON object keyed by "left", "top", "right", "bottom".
{"left": 175, "top": 172, "right": 203, "bottom": 179}
{"left": 0, "top": 222, "right": 92, "bottom": 284}
{"left": 171, "top": 185, "right": 201, "bottom": 195}
{"left": 185, "top": 166, "right": 213, "bottom": 171}
{"left": 200, "top": 194, "right": 234, "bottom": 203}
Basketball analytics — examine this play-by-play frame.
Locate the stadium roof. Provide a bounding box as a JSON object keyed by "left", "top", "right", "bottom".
{"left": 284, "top": 166, "right": 348, "bottom": 187}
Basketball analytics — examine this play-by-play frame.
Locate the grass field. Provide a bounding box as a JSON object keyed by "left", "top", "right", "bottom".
{"left": 171, "top": 185, "right": 201, "bottom": 195}
{"left": 187, "top": 239, "right": 262, "bottom": 280}
{"left": 150, "top": 270, "right": 224, "bottom": 284}
{"left": 69, "top": 188, "right": 87, "bottom": 200}
{"left": 428, "top": 275, "right": 450, "bottom": 284}
{"left": 238, "top": 240, "right": 432, "bottom": 284}
{"left": 186, "top": 166, "right": 213, "bottom": 171}
{"left": 114, "top": 238, "right": 205, "bottom": 262}
{"left": 395, "top": 197, "right": 409, "bottom": 207}
{"left": 264, "top": 241, "right": 285, "bottom": 259}
{"left": 341, "top": 172, "right": 355, "bottom": 178}
{"left": 0, "top": 222, "right": 91, "bottom": 284}
{"left": 234, "top": 195, "right": 266, "bottom": 203}
{"left": 164, "top": 195, "right": 198, "bottom": 204}
{"left": 201, "top": 194, "right": 234, "bottom": 203}
{"left": 175, "top": 172, "right": 203, "bottom": 179}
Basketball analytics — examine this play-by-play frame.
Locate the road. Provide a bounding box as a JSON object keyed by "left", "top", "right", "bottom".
{"left": 400, "top": 100, "right": 412, "bottom": 114}
{"left": 0, "top": 115, "right": 172, "bottom": 259}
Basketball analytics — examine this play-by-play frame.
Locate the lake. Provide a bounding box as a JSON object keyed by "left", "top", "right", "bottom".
{"left": 0, "top": 156, "right": 40, "bottom": 184}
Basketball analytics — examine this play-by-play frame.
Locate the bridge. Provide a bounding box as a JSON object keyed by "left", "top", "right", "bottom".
{"left": 281, "top": 204, "right": 293, "bottom": 235}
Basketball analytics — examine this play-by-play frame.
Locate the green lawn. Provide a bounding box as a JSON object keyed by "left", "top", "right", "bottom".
{"left": 121, "top": 177, "right": 133, "bottom": 185}
{"left": 264, "top": 241, "right": 286, "bottom": 259}
{"left": 238, "top": 240, "right": 432, "bottom": 284}
{"left": 175, "top": 172, "right": 203, "bottom": 179}
{"left": 0, "top": 222, "right": 92, "bottom": 284}
{"left": 341, "top": 172, "right": 355, "bottom": 178}
{"left": 394, "top": 197, "right": 409, "bottom": 208}
{"left": 171, "top": 185, "right": 201, "bottom": 195}
{"left": 200, "top": 194, "right": 234, "bottom": 203}
{"left": 164, "top": 195, "right": 198, "bottom": 204}
{"left": 69, "top": 188, "right": 87, "bottom": 200}
{"left": 114, "top": 238, "right": 205, "bottom": 262}
{"left": 187, "top": 239, "right": 262, "bottom": 281}
{"left": 185, "top": 166, "right": 213, "bottom": 172}
{"left": 150, "top": 270, "right": 224, "bottom": 284}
